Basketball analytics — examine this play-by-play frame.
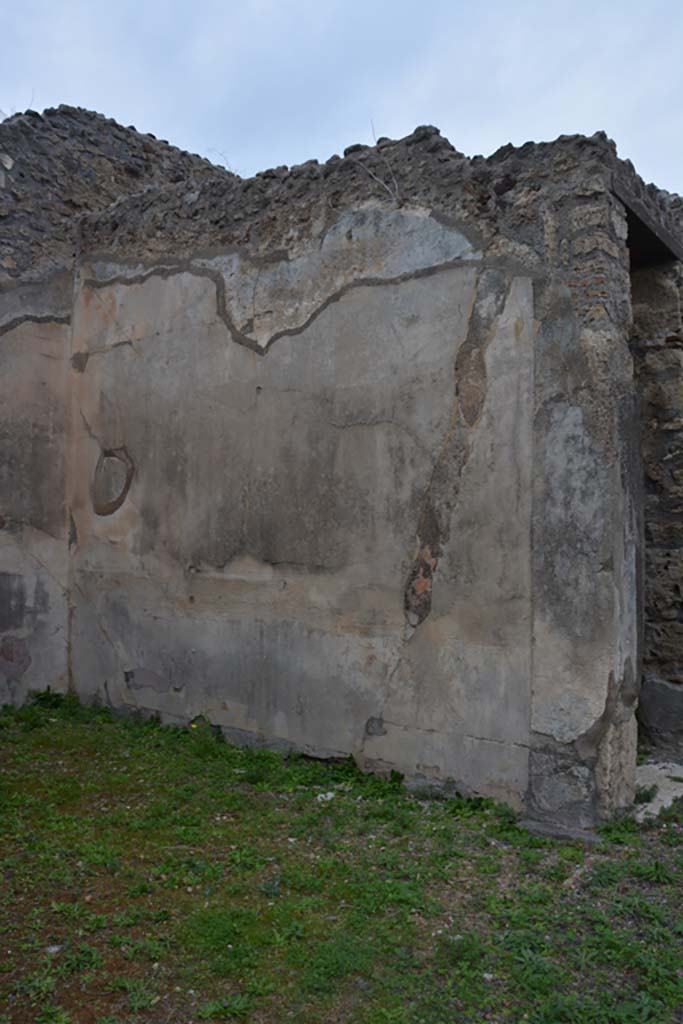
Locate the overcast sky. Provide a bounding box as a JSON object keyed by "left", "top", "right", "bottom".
{"left": 3, "top": 0, "right": 683, "bottom": 192}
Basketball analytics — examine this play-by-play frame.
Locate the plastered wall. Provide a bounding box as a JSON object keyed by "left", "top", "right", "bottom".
{"left": 3, "top": 118, "right": 669, "bottom": 826}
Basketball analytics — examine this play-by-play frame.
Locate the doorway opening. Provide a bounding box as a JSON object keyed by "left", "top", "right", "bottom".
{"left": 627, "top": 195, "right": 683, "bottom": 753}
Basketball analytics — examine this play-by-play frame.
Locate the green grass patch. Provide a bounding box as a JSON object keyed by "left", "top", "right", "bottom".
{"left": 2, "top": 693, "right": 683, "bottom": 1023}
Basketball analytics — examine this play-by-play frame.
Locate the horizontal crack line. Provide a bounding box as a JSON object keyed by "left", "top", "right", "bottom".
{"left": 374, "top": 720, "right": 529, "bottom": 749}
{"left": 0, "top": 313, "right": 71, "bottom": 338}
{"left": 82, "top": 256, "right": 476, "bottom": 357}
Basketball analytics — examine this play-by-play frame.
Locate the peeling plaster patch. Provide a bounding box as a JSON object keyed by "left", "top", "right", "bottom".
{"left": 403, "top": 269, "right": 510, "bottom": 629}
{"left": 529, "top": 664, "right": 638, "bottom": 824}
{"left": 92, "top": 447, "right": 135, "bottom": 516}
{"left": 574, "top": 662, "right": 639, "bottom": 761}
{"left": 404, "top": 540, "right": 440, "bottom": 628}
{"left": 71, "top": 351, "right": 89, "bottom": 373}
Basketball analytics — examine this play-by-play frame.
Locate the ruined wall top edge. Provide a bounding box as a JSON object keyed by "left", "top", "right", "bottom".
{"left": 2, "top": 105, "right": 683, "bottom": 285}
{"left": 77, "top": 127, "right": 683, "bottom": 272}
{"left": 0, "top": 105, "right": 233, "bottom": 285}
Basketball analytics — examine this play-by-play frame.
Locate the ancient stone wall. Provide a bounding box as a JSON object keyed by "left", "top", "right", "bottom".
{"left": 631, "top": 261, "right": 683, "bottom": 746}
{"left": 0, "top": 105, "right": 224, "bottom": 283}
{"left": 4, "top": 110, "right": 680, "bottom": 826}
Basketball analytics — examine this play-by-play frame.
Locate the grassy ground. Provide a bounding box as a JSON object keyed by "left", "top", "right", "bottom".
{"left": 1, "top": 695, "right": 683, "bottom": 1024}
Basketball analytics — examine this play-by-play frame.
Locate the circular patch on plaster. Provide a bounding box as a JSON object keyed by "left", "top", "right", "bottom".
{"left": 92, "top": 447, "right": 135, "bottom": 516}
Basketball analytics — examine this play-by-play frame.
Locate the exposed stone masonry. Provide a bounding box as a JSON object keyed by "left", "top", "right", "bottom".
{"left": 0, "top": 105, "right": 228, "bottom": 284}
{"left": 632, "top": 263, "right": 683, "bottom": 745}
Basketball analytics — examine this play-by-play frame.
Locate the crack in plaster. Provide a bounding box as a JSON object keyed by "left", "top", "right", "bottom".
{"left": 368, "top": 715, "right": 530, "bottom": 749}
{"left": 81, "top": 255, "right": 479, "bottom": 357}
{"left": 359, "top": 650, "right": 402, "bottom": 759}
{"left": 0, "top": 313, "right": 71, "bottom": 339}
{"left": 403, "top": 271, "right": 512, "bottom": 631}
{"left": 0, "top": 527, "right": 68, "bottom": 599}
{"left": 79, "top": 410, "right": 105, "bottom": 449}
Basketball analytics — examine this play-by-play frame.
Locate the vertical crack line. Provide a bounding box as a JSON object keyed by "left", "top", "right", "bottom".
{"left": 403, "top": 271, "right": 512, "bottom": 632}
